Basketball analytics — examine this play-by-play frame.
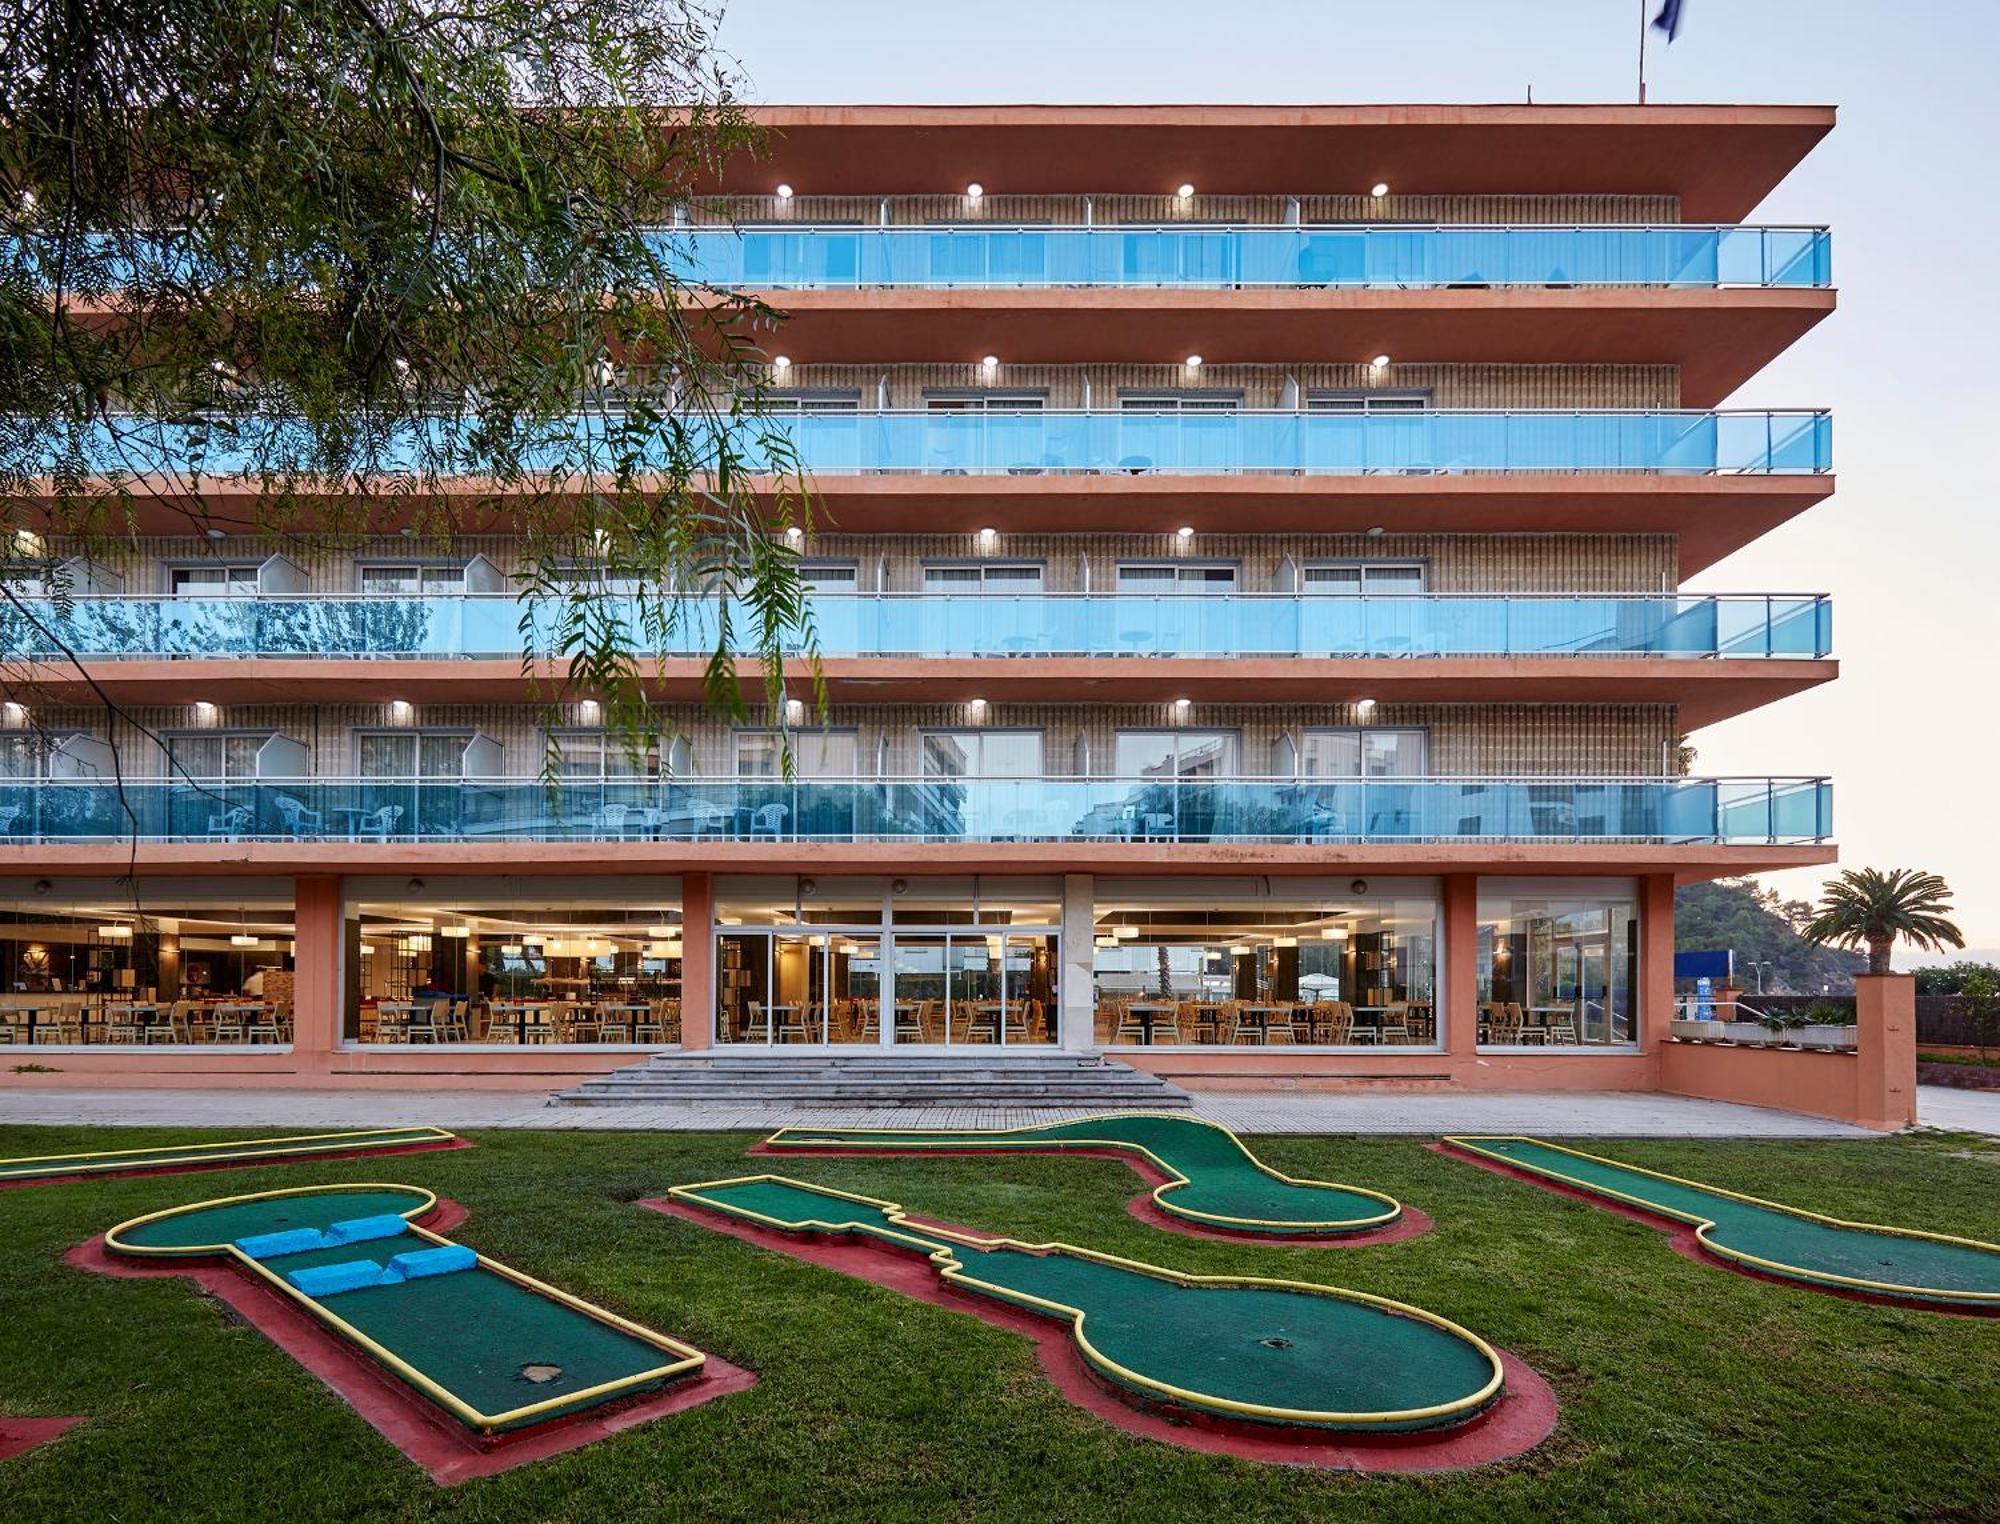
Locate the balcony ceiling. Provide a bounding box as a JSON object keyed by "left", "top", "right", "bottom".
{"left": 706, "top": 287, "right": 1834, "bottom": 409}
{"left": 20, "top": 655, "right": 1837, "bottom": 728}
{"left": 27, "top": 474, "right": 1833, "bottom": 580}
{"left": 715, "top": 106, "right": 1836, "bottom": 222}
{"left": 9, "top": 838, "right": 1840, "bottom": 882}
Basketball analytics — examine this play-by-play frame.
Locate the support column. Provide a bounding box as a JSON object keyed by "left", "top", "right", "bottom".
{"left": 291, "top": 875, "right": 343, "bottom": 1077}
{"left": 1640, "top": 873, "right": 1674, "bottom": 1061}
{"left": 1855, "top": 974, "right": 1917, "bottom": 1129}
{"left": 1440, "top": 873, "right": 1478, "bottom": 1058}
{"left": 1060, "top": 873, "right": 1096, "bottom": 1052}
{"left": 679, "top": 872, "right": 714, "bottom": 1051}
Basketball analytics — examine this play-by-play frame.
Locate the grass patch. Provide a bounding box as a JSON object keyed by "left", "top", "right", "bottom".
{"left": 1918, "top": 1051, "right": 2000, "bottom": 1070}
{"left": 0, "top": 1125, "right": 1996, "bottom": 1521}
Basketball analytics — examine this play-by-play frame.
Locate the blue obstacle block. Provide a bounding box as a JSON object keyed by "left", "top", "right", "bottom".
{"left": 385, "top": 1244, "right": 478, "bottom": 1281}
{"left": 235, "top": 1227, "right": 332, "bottom": 1260}
{"left": 286, "top": 1258, "right": 391, "bottom": 1296}
{"left": 325, "top": 1215, "right": 411, "bottom": 1247}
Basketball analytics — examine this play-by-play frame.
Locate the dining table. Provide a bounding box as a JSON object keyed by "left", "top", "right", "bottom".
{"left": 1233, "top": 1003, "right": 1286, "bottom": 1044}
{"left": 1124, "top": 1002, "right": 1179, "bottom": 1045}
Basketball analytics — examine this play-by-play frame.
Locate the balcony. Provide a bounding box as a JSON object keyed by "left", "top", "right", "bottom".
{"left": 37, "top": 408, "right": 1834, "bottom": 567}
{"left": 9, "top": 593, "right": 1834, "bottom": 662}
{"left": 669, "top": 225, "right": 1832, "bottom": 400}
{"left": 671, "top": 225, "right": 1832, "bottom": 290}
{"left": 0, "top": 776, "right": 1831, "bottom": 847}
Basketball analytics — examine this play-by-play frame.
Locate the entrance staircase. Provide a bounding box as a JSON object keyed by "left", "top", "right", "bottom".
{"left": 556, "top": 1050, "right": 1194, "bottom": 1109}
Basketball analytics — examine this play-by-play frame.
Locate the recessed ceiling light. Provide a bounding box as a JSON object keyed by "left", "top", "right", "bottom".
{"left": 965, "top": 182, "right": 984, "bottom": 200}
{"left": 785, "top": 525, "right": 803, "bottom": 542}
{"left": 771, "top": 354, "right": 791, "bottom": 371}
{"left": 978, "top": 526, "right": 997, "bottom": 543}
{"left": 1369, "top": 354, "right": 1391, "bottom": 369}
{"left": 1365, "top": 525, "right": 1386, "bottom": 538}
{"left": 1355, "top": 697, "right": 1378, "bottom": 714}
{"left": 775, "top": 183, "right": 794, "bottom": 199}
{"left": 1176, "top": 183, "right": 1195, "bottom": 199}
{"left": 1174, "top": 697, "right": 1192, "bottom": 711}
{"left": 1176, "top": 525, "right": 1195, "bottom": 540}
{"left": 968, "top": 697, "right": 987, "bottom": 711}
{"left": 1369, "top": 182, "right": 1390, "bottom": 198}
{"left": 980, "top": 354, "right": 999, "bottom": 370}
{"left": 1184, "top": 354, "right": 1202, "bottom": 369}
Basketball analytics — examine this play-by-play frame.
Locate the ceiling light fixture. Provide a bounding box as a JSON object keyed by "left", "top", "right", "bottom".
{"left": 965, "top": 182, "right": 984, "bottom": 200}
{"left": 1176, "top": 183, "right": 1196, "bottom": 199}
{"left": 1184, "top": 354, "right": 1202, "bottom": 369}
{"left": 775, "top": 183, "right": 794, "bottom": 200}
{"left": 1369, "top": 181, "right": 1390, "bottom": 198}
{"left": 771, "top": 354, "right": 791, "bottom": 372}
{"left": 1369, "top": 354, "right": 1391, "bottom": 370}
{"left": 1176, "top": 525, "right": 1195, "bottom": 540}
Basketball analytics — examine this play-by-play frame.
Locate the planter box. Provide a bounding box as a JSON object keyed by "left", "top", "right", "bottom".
{"left": 1792, "top": 1024, "right": 1857, "bottom": 1051}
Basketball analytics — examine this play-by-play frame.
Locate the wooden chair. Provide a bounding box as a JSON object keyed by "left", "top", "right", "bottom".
{"left": 1506, "top": 1001, "right": 1541, "bottom": 1045}
{"left": 147, "top": 999, "right": 192, "bottom": 1044}
{"left": 1264, "top": 1003, "right": 1297, "bottom": 1045}
{"left": 373, "top": 1005, "right": 411, "bottom": 1044}
{"left": 1317, "top": 1001, "right": 1355, "bottom": 1045}
{"left": 1545, "top": 1002, "right": 1581, "bottom": 1044}
{"left": 1378, "top": 1000, "right": 1413, "bottom": 1046}
{"left": 1228, "top": 1002, "right": 1265, "bottom": 1045}
{"left": 247, "top": 1004, "right": 284, "bottom": 1044}
{"left": 777, "top": 1003, "right": 817, "bottom": 1044}
{"left": 210, "top": 1004, "right": 248, "bottom": 1044}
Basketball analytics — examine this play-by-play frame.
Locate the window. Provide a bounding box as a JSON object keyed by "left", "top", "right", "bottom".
{"left": 1113, "top": 730, "right": 1238, "bottom": 779}
{"left": 798, "top": 564, "right": 860, "bottom": 594}
{"left": 547, "top": 731, "right": 649, "bottom": 779}
{"left": 1116, "top": 563, "right": 1237, "bottom": 592}
{"left": 542, "top": 564, "right": 650, "bottom": 596}
{"left": 0, "top": 735, "right": 56, "bottom": 779}
{"left": 1305, "top": 390, "right": 1433, "bottom": 413}
{"left": 922, "top": 731, "right": 1044, "bottom": 778}
{"left": 922, "top": 564, "right": 1044, "bottom": 593}
{"left": 1303, "top": 561, "right": 1428, "bottom": 594}
{"left": 1477, "top": 888, "right": 1639, "bottom": 1047}
{"left": 171, "top": 565, "right": 259, "bottom": 596}
{"left": 1118, "top": 391, "right": 1241, "bottom": 414}
{"left": 1299, "top": 729, "right": 1427, "bottom": 778}
{"left": 756, "top": 390, "right": 862, "bottom": 413}
{"left": 168, "top": 733, "right": 267, "bottom": 780}
{"left": 356, "top": 732, "right": 473, "bottom": 778}
{"left": 734, "top": 730, "right": 861, "bottom": 778}
{"left": 359, "top": 565, "right": 466, "bottom": 596}
{"left": 924, "top": 392, "right": 1046, "bottom": 412}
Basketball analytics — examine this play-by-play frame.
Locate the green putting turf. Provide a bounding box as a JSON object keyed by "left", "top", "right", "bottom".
{"left": 767, "top": 1113, "right": 1400, "bottom": 1235}
{"left": 0, "top": 1126, "right": 456, "bottom": 1181}
{"left": 1450, "top": 1137, "right": 2000, "bottom": 1309}
{"left": 671, "top": 1175, "right": 1498, "bottom": 1432}
{"left": 107, "top": 1186, "right": 702, "bottom": 1432}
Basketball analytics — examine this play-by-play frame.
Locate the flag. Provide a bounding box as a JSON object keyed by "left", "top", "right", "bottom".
{"left": 1652, "top": 0, "right": 1687, "bottom": 40}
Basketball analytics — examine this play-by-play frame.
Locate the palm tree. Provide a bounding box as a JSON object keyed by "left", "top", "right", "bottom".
{"left": 1801, "top": 868, "right": 1964, "bottom": 975}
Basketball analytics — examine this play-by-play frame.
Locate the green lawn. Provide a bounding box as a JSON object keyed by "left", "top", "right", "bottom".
{"left": 1, "top": 1125, "right": 1997, "bottom": 1522}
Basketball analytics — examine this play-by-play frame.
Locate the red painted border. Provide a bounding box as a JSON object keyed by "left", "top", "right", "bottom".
{"left": 747, "top": 1142, "right": 1431, "bottom": 1247}
{"left": 642, "top": 1196, "right": 1555, "bottom": 1472}
{"left": 68, "top": 1196, "right": 756, "bottom": 1485}
{"left": 0, "top": 1416, "right": 86, "bottom": 1463}
{"left": 0, "top": 1137, "right": 474, "bottom": 1192}
{"left": 1430, "top": 1143, "right": 2000, "bottom": 1320}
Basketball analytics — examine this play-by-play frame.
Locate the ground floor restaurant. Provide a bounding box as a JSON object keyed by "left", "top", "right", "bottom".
{"left": 0, "top": 873, "right": 1652, "bottom": 1057}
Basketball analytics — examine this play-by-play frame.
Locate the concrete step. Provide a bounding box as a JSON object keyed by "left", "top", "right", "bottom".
{"left": 555, "top": 1050, "right": 1192, "bottom": 1108}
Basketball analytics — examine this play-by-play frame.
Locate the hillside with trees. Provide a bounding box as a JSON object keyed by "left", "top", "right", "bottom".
{"left": 1675, "top": 879, "right": 1867, "bottom": 994}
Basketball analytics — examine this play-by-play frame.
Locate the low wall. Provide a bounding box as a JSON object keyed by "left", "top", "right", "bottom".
{"left": 1121, "top": 1048, "right": 1658, "bottom": 1093}
{"left": 0, "top": 1047, "right": 638, "bottom": 1091}
{"left": 1659, "top": 975, "right": 1915, "bottom": 1130}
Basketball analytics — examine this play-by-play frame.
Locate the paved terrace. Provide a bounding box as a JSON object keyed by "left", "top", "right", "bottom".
{"left": 4, "top": 1086, "right": 1986, "bottom": 1137}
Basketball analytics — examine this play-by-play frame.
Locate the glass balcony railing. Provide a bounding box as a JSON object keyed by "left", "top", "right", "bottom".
{"left": 7, "top": 594, "right": 1834, "bottom": 662}
{"left": 47, "top": 408, "right": 1832, "bottom": 480}
{"left": 664, "top": 224, "right": 1833, "bottom": 290}
{"left": 0, "top": 776, "right": 1832, "bottom": 846}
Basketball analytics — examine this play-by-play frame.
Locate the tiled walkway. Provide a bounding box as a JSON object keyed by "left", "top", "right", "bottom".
{"left": 0, "top": 1085, "right": 1912, "bottom": 1137}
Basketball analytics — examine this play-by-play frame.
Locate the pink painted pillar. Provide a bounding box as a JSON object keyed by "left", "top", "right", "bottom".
{"left": 679, "top": 872, "right": 714, "bottom": 1050}
{"left": 1441, "top": 874, "right": 1478, "bottom": 1057}
{"left": 1639, "top": 874, "right": 1674, "bottom": 1063}
{"left": 291, "top": 875, "right": 344, "bottom": 1077}
{"left": 1855, "top": 974, "right": 1917, "bottom": 1129}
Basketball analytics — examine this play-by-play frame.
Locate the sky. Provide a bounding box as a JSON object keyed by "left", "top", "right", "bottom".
{"left": 713, "top": 0, "right": 2000, "bottom": 952}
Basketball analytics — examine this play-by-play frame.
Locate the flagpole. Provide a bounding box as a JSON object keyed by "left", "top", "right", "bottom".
{"left": 1638, "top": 0, "right": 1649, "bottom": 104}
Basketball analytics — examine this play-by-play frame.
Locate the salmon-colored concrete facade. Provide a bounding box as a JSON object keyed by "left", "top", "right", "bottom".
{"left": 1, "top": 104, "right": 1870, "bottom": 1120}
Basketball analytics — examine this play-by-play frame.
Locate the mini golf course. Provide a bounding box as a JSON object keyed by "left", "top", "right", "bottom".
{"left": 763, "top": 1113, "right": 1407, "bottom": 1239}
{"left": 1444, "top": 1136, "right": 2000, "bottom": 1312}
{"left": 0, "top": 1126, "right": 463, "bottom": 1187}
{"left": 91, "top": 1183, "right": 754, "bottom": 1481}
{"left": 662, "top": 1173, "right": 1517, "bottom": 1454}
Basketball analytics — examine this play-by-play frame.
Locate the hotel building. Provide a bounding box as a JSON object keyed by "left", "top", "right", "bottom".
{"left": 4, "top": 106, "right": 1878, "bottom": 1118}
